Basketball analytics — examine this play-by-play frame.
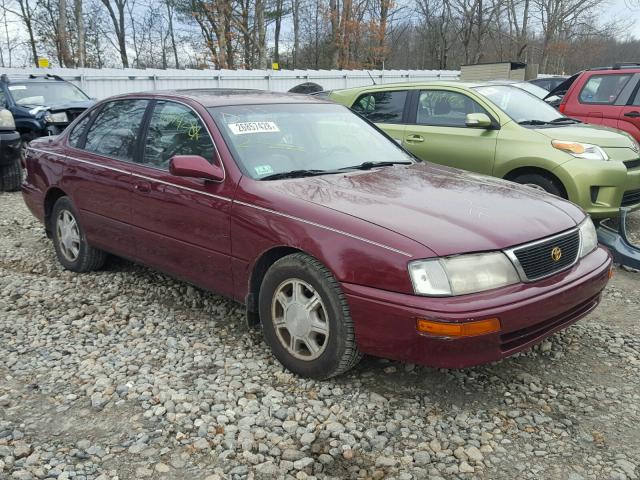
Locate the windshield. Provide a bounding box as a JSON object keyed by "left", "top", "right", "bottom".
{"left": 511, "top": 82, "right": 549, "bottom": 99}
{"left": 474, "top": 85, "right": 563, "bottom": 124}
{"left": 8, "top": 82, "right": 89, "bottom": 106}
{"left": 209, "top": 103, "right": 414, "bottom": 180}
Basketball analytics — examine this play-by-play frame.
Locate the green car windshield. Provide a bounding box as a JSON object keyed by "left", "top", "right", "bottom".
{"left": 209, "top": 103, "right": 414, "bottom": 179}
{"left": 474, "top": 85, "right": 563, "bottom": 124}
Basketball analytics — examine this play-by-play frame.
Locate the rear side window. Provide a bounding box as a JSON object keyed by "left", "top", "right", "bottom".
{"left": 417, "top": 90, "right": 487, "bottom": 127}
{"left": 141, "top": 101, "right": 215, "bottom": 169}
{"left": 352, "top": 90, "right": 407, "bottom": 123}
{"left": 68, "top": 114, "right": 92, "bottom": 148}
{"left": 83, "top": 100, "right": 148, "bottom": 161}
{"left": 579, "top": 74, "right": 631, "bottom": 104}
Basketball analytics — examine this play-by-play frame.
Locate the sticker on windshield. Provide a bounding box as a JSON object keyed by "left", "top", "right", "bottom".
{"left": 228, "top": 121, "right": 280, "bottom": 135}
{"left": 8, "top": 85, "right": 26, "bottom": 91}
{"left": 254, "top": 165, "right": 274, "bottom": 176}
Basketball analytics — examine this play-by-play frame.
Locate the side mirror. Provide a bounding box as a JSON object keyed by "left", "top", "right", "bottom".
{"left": 465, "top": 113, "right": 493, "bottom": 129}
{"left": 169, "top": 155, "right": 224, "bottom": 182}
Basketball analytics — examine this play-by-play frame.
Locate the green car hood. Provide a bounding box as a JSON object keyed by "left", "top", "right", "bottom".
{"left": 534, "top": 124, "right": 635, "bottom": 149}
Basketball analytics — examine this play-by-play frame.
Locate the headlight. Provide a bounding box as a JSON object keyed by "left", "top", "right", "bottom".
{"left": 552, "top": 140, "right": 608, "bottom": 161}
{"left": 578, "top": 217, "right": 598, "bottom": 258}
{"left": 408, "top": 252, "right": 520, "bottom": 296}
{"left": 44, "top": 112, "right": 69, "bottom": 123}
{"left": 0, "top": 109, "right": 15, "bottom": 130}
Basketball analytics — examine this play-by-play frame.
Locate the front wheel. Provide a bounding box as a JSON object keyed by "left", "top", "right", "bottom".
{"left": 51, "top": 196, "right": 107, "bottom": 272}
{"left": 259, "top": 253, "right": 362, "bottom": 379}
{"left": 0, "top": 157, "right": 22, "bottom": 192}
{"left": 512, "top": 173, "right": 566, "bottom": 198}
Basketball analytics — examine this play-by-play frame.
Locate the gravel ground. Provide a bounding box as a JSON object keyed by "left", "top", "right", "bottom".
{"left": 1, "top": 190, "right": 639, "bottom": 480}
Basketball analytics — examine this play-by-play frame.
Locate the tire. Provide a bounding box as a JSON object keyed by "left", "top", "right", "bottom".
{"left": 0, "top": 157, "right": 22, "bottom": 192}
{"left": 511, "top": 173, "right": 566, "bottom": 198}
{"left": 51, "top": 196, "right": 107, "bottom": 272}
{"left": 259, "top": 253, "right": 362, "bottom": 379}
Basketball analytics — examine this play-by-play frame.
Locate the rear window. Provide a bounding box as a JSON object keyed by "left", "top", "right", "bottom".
{"left": 579, "top": 74, "right": 631, "bottom": 104}
{"left": 352, "top": 90, "right": 407, "bottom": 123}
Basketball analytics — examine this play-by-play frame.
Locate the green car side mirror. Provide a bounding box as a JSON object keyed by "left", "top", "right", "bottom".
{"left": 465, "top": 113, "right": 493, "bottom": 129}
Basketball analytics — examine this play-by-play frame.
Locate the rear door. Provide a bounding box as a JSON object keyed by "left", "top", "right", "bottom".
{"left": 401, "top": 88, "right": 498, "bottom": 175}
{"left": 350, "top": 89, "right": 408, "bottom": 143}
{"left": 617, "top": 74, "right": 640, "bottom": 142}
{"left": 66, "top": 99, "right": 149, "bottom": 258}
{"left": 127, "top": 99, "right": 235, "bottom": 298}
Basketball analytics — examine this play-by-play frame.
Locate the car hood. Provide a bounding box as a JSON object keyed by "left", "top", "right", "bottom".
{"left": 534, "top": 124, "right": 636, "bottom": 148}
{"left": 276, "top": 163, "right": 584, "bottom": 257}
{"left": 48, "top": 100, "right": 95, "bottom": 111}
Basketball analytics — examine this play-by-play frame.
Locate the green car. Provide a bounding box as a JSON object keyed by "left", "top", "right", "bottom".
{"left": 328, "top": 82, "right": 640, "bottom": 219}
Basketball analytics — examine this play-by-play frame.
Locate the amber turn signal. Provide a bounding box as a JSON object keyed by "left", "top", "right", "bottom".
{"left": 608, "top": 267, "right": 614, "bottom": 279}
{"left": 416, "top": 317, "right": 501, "bottom": 337}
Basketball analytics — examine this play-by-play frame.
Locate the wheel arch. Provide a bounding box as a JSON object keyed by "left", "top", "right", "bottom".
{"left": 246, "top": 245, "right": 310, "bottom": 327}
{"left": 503, "top": 166, "right": 568, "bottom": 198}
{"left": 43, "top": 187, "right": 68, "bottom": 236}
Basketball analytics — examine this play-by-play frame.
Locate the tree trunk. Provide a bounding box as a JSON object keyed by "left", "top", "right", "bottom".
{"left": 58, "top": 0, "right": 73, "bottom": 66}
{"left": 17, "top": 0, "right": 38, "bottom": 67}
{"left": 274, "top": 0, "right": 283, "bottom": 64}
{"left": 292, "top": 0, "right": 299, "bottom": 68}
{"left": 255, "top": 0, "right": 266, "bottom": 68}
{"left": 74, "top": 0, "right": 85, "bottom": 67}
{"left": 166, "top": 0, "right": 179, "bottom": 68}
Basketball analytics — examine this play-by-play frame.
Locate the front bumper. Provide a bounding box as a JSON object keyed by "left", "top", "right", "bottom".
{"left": 343, "top": 247, "right": 611, "bottom": 368}
{"left": 597, "top": 205, "right": 640, "bottom": 270}
{"left": 0, "top": 130, "right": 21, "bottom": 167}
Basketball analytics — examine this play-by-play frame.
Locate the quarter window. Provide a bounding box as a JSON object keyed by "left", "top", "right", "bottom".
{"left": 352, "top": 90, "right": 407, "bottom": 123}
{"left": 84, "top": 100, "right": 149, "bottom": 161}
{"left": 417, "top": 90, "right": 487, "bottom": 127}
{"left": 142, "top": 101, "right": 215, "bottom": 169}
{"left": 579, "top": 74, "right": 631, "bottom": 104}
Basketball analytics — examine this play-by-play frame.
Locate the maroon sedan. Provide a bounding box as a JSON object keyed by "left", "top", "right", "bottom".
{"left": 21, "top": 89, "right": 612, "bottom": 379}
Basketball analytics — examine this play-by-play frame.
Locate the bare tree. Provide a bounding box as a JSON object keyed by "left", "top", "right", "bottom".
{"left": 101, "top": 0, "right": 129, "bottom": 67}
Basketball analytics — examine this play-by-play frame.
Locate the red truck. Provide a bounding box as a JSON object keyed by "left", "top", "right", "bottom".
{"left": 557, "top": 63, "right": 640, "bottom": 143}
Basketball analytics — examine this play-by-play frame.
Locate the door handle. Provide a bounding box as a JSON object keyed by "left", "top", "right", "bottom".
{"left": 624, "top": 111, "right": 640, "bottom": 118}
{"left": 133, "top": 181, "right": 151, "bottom": 193}
{"left": 405, "top": 134, "right": 424, "bottom": 143}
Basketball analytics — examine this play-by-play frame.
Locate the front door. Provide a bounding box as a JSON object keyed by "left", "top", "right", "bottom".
{"left": 127, "top": 99, "right": 235, "bottom": 298}
{"left": 618, "top": 81, "right": 640, "bottom": 142}
{"left": 402, "top": 89, "right": 498, "bottom": 175}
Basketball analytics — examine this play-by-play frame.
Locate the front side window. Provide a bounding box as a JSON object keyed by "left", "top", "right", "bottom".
{"left": 84, "top": 100, "right": 149, "bottom": 161}
{"left": 209, "top": 103, "right": 414, "bottom": 179}
{"left": 141, "top": 101, "right": 215, "bottom": 169}
{"left": 579, "top": 74, "right": 631, "bottom": 104}
{"left": 352, "top": 90, "right": 407, "bottom": 123}
{"left": 68, "top": 114, "right": 92, "bottom": 148}
{"left": 417, "top": 90, "right": 487, "bottom": 126}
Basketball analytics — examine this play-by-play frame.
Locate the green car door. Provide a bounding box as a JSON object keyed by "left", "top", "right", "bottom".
{"left": 350, "top": 89, "right": 408, "bottom": 144}
{"left": 401, "top": 88, "right": 499, "bottom": 175}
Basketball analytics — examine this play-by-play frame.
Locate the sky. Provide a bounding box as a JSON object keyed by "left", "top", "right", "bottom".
{"left": 607, "top": 0, "right": 640, "bottom": 38}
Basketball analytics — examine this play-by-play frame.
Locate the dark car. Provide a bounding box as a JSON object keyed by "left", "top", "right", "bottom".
{"left": 22, "top": 89, "right": 611, "bottom": 379}
{"left": 0, "top": 108, "right": 21, "bottom": 191}
{"left": 0, "top": 74, "right": 95, "bottom": 157}
{"left": 529, "top": 76, "right": 568, "bottom": 92}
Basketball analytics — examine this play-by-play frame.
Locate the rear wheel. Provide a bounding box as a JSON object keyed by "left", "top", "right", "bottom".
{"left": 51, "top": 196, "right": 107, "bottom": 272}
{"left": 259, "top": 253, "right": 362, "bottom": 379}
{"left": 0, "top": 157, "right": 22, "bottom": 192}
{"left": 512, "top": 172, "right": 566, "bottom": 198}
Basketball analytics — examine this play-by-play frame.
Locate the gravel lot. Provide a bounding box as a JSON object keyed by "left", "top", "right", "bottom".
{"left": 1, "top": 190, "right": 639, "bottom": 480}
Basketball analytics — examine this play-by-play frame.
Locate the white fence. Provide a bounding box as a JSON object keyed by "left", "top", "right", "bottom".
{"left": 0, "top": 67, "right": 460, "bottom": 99}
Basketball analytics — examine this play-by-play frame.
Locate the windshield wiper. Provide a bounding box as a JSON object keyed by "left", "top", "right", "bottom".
{"left": 260, "top": 169, "right": 338, "bottom": 181}
{"left": 518, "top": 119, "right": 551, "bottom": 125}
{"left": 339, "top": 160, "right": 413, "bottom": 171}
{"left": 549, "top": 117, "right": 581, "bottom": 124}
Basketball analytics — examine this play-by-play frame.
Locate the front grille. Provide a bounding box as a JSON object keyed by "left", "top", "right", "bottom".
{"left": 621, "top": 189, "right": 640, "bottom": 206}
{"left": 511, "top": 229, "right": 580, "bottom": 280}
{"left": 66, "top": 110, "right": 86, "bottom": 122}
{"left": 624, "top": 159, "right": 640, "bottom": 170}
{"left": 500, "top": 293, "right": 600, "bottom": 352}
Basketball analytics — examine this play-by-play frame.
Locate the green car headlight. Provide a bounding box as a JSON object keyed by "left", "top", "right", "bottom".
{"left": 552, "top": 140, "right": 608, "bottom": 161}
{"left": 578, "top": 217, "right": 598, "bottom": 258}
{"left": 409, "top": 252, "right": 520, "bottom": 296}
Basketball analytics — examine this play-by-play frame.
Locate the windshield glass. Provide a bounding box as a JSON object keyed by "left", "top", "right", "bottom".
{"left": 209, "top": 103, "right": 414, "bottom": 179}
{"left": 8, "top": 82, "right": 89, "bottom": 106}
{"left": 511, "top": 82, "right": 548, "bottom": 99}
{"left": 474, "top": 85, "right": 562, "bottom": 124}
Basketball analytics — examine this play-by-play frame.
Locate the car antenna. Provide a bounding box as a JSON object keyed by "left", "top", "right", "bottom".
{"left": 367, "top": 71, "right": 377, "bottom": 85}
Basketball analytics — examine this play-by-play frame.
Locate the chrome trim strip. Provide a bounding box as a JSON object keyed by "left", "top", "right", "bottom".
{"left": 234, "top": 200, "right": 413, "bottom": 257}
{"left": 27, "top": 147, "right": 232, "bottom": 203}
{"left": 28, "top": 147, "right": 412, "bottom": 257}
{"left": 504, "top": 227, "right": 581, "bottom": 282}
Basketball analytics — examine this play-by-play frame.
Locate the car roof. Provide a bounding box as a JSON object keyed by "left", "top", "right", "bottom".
{"left": 332, "top": 80, "right": 500, "bottom": 93}
{"left": 112, "top": 88, "right": 333, "bottom": 107}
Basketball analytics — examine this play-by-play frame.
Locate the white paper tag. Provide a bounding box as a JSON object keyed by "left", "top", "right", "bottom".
{"left": 228, "top": 121, "right": 280, "bottom": 135}
{"left": 8, "top": 85, "right": 27, "bottom": 91}
{"left": 254, "top": 165, "right": 274, "bottom": 175}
